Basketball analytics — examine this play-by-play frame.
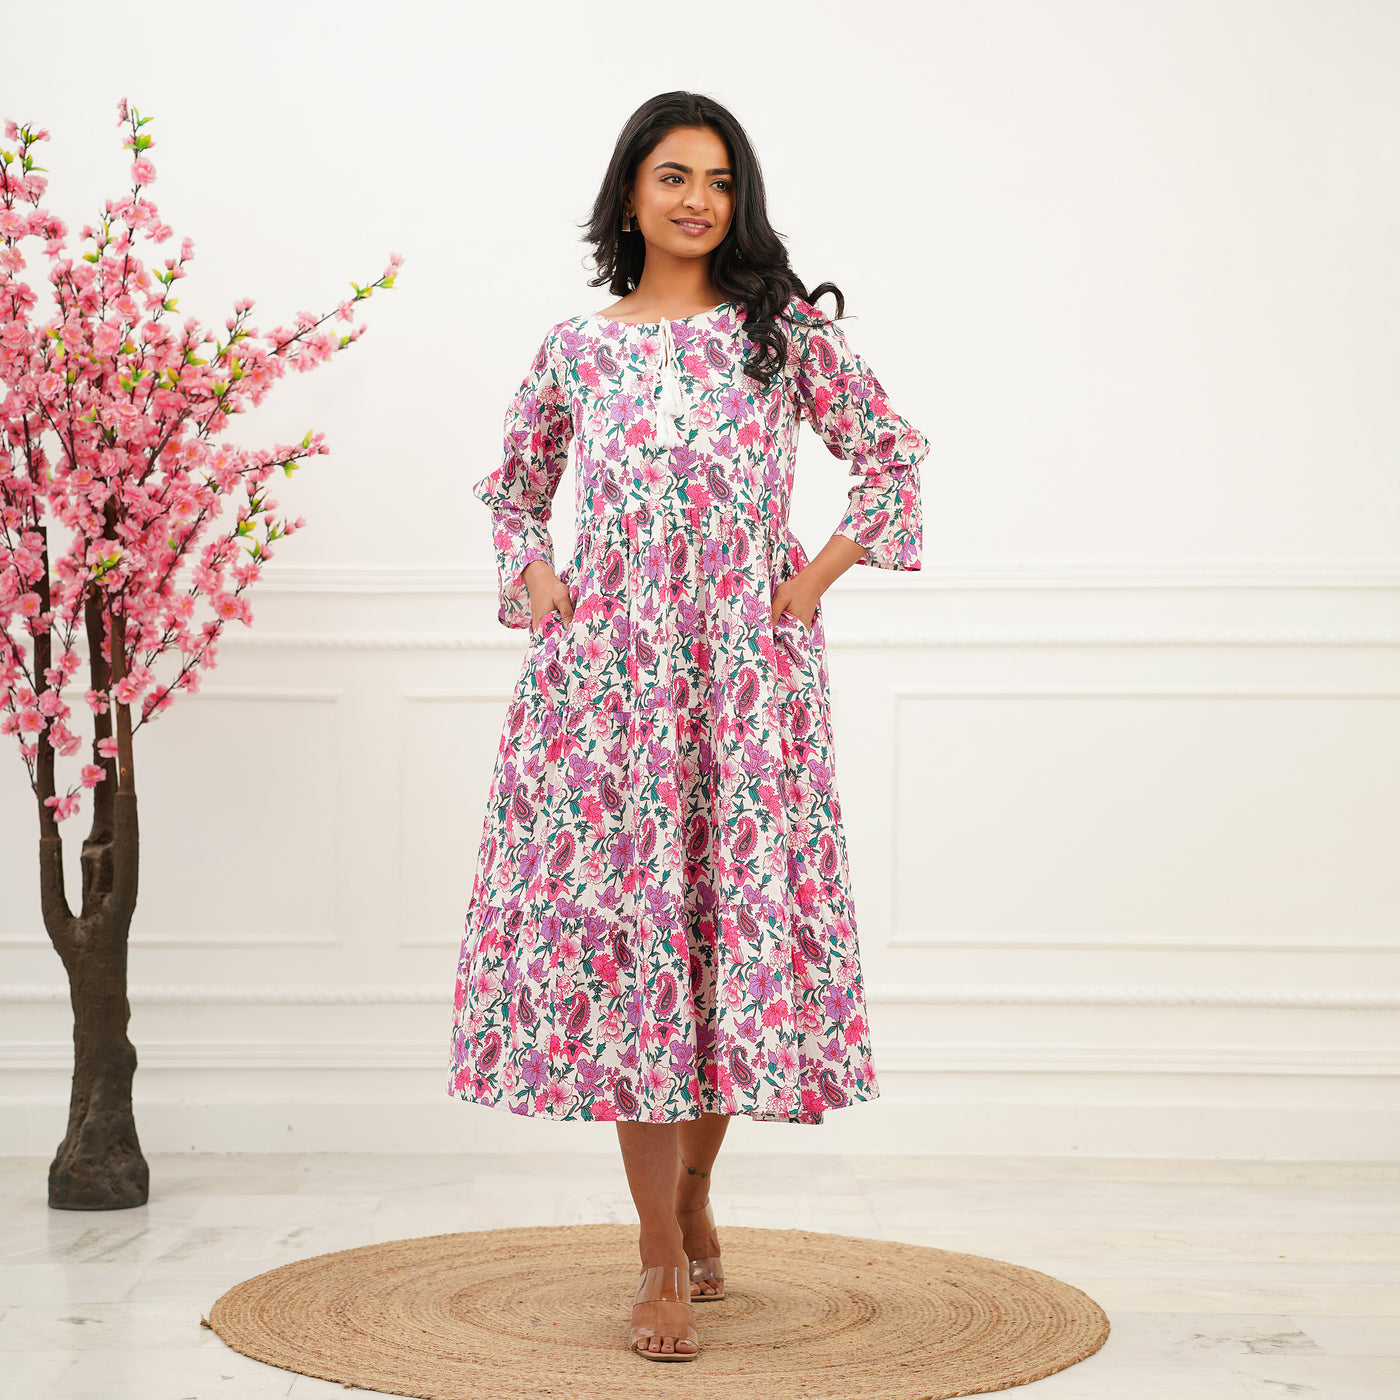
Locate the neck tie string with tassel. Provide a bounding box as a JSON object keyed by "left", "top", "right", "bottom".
{"left": 655, "top": 319, "right": 686, "bottom": 450}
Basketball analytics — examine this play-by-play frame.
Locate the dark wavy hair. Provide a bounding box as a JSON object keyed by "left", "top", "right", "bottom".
{"left": 580, "top": 91, "right": 845, "bottom": 392}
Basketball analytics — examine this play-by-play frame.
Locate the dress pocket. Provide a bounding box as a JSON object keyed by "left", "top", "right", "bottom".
{"left": 773, "top": 606, "right": 815, "bottom": 682}
{"left": 526, "top": 568, "right": 576, "bottom": 713}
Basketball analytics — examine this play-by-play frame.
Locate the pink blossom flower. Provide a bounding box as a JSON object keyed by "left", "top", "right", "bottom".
{"left": 212, "top": 592, "right": 247, "bottom": 622}
{"left": 80, "top": 763, "right": 106, "bottom": 789}
{"left": 44, "top": 792, "right": 81, "bottom": 821}
{"left": 97, "top": 736, "right": 120, "bottom": 759}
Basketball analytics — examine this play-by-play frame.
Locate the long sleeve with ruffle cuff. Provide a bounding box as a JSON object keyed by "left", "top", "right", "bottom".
{"left": 472, "top": 325, "right": 574, "bottom": 629}
{"left": 793, "top": 308, "right": 929, "bottom": 572}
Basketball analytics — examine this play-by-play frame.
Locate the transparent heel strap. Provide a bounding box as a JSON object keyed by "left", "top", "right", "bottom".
{"left": 686, "top": 1200, "right": 724, "bottom": 1291}
{"left": 631, "top": 1264, "right": 698, "bottom": 1351}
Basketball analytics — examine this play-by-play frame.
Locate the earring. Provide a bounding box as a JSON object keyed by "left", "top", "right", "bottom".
{"left": 621, "top": 211, "right": 634, "bottom": 233}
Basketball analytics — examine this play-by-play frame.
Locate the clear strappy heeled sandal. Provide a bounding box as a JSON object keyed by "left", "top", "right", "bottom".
{"left": 678, "top": 1199, "right": 725, "bottom": 1302}
{"left": 629, "top": 1263, "right": 699, "bottom": 1362}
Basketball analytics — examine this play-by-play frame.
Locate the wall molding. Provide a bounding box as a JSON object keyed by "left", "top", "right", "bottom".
{"left": 886, "top": 931, "right": 1400, "bottom": 954}
{"left": 0, "top": 931, "right": 338, "bottom": 948}
{"left": 4, "top": 983, "right": 1397, "bottom": 1009}
{"left": 251, "top": 560, "right": 1400, "bottom": 595}
{"left": 216, "top": 626, "right": 1400, "bottom": 651}
{"left": 4, "top": 1039, "right": 1395, "bottom": 1077}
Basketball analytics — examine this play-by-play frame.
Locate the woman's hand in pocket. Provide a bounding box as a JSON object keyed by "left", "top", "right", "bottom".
{"left": 522, "top": 560, "right": 574, "bottom": 630}
{"left": 770, "top": 572, "right": 819, "bottom": 631}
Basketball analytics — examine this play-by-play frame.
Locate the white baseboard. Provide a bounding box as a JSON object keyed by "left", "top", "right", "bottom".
{"left": 5, "top": 1093, "right": 1396, "bottom": 1161}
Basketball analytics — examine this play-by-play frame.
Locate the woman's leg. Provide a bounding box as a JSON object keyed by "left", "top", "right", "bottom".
{"left": 616, "top": 1121, "right": 697, "bottom": 1356}
{"left": 675, "top": 1112, "right": 728, "bottom": 1294}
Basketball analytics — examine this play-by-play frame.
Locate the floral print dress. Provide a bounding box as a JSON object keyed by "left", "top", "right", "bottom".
{"left": 447, "top": 294, "right": 928, "bottom": 1125}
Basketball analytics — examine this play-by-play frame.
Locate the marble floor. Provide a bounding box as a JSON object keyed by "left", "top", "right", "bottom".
{"left": 0, "top": 1151, "right": 1396, "bottom": 1399}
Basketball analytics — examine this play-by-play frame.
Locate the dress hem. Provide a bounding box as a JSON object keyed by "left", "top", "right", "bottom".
{"left": 445, "top": 1070, "right": 879, "bottom": 1128}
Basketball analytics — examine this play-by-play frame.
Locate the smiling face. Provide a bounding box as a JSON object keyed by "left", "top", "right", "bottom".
{"left": 623, "top": 124, "right": 735, "bottom": 261}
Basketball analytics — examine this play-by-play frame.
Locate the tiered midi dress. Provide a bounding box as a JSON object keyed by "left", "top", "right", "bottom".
{"left": 447, "top": 294, "right": 928, "bottom": 1125}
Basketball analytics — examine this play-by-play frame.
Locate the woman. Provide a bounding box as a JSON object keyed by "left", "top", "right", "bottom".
{"left": 447, "top": 90, "right": 928, "bottom": 1361}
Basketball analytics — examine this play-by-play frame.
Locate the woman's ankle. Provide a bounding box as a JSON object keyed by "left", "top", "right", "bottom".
{"left": 674, "top": 1167, "right": 712, "bottom": 1210}
{"left": 637, "top": 1223, "right": 687, "bottom": 1270}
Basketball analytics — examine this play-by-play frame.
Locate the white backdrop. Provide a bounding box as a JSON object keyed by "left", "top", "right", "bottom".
{"left": 2, "top": 0, "right": 1397, "bottom": 1158}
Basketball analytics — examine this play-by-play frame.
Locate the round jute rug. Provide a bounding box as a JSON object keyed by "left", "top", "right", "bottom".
{"left": 206, "top": 1223, "right": 1110, "bottom": 1400}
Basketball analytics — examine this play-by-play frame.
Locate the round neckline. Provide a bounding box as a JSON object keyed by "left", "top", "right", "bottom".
{"left": 590, "top": 300, "right": 735, "bottom": 327}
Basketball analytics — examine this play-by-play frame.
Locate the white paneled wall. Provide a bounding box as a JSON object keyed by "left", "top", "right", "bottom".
{"left": 3, "top": 562, "right": 1397, "bottom": 1158}
{"left": 1, "top": 0, "right": 1396, "bottom": 1157}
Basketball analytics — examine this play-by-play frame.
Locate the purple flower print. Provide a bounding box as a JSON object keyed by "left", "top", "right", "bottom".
{"left": 609, "top": 395, "right": 640, "bottom": 426}
{"left": 743, "top": 737, "right": 774, "bottom": 776}
{"left": 720, "top": 386, "right": 750, "bottom": 421}
{"left": 748, "top": 964, "right": 778, "bottom": 1003}
{"left": 521, "top": 1048, "right": 547, "bottom": 1088}
{"left": 518, "top": 843, "right": 543, "bottom": 882}
{"left": 558, "top": 325, "right": 591, "bottom": 358}
{"left": 564, "top": 753, "right": 597, "bottom": 786}
{"left": 608, "top": 831, "right": 636, "bottom": 869}
{"left": 669, "top": 1039, "right": 696, "bottom": 1074}
{"left": 642, "top": 884, "right": 673, "bottom": 921}
{"left": 626, "top": 985, "right": 644, "bottom": 1026}
{"left": 576, "top": 1058, "right": 606, "bottom": 1095}
{"left": 822, "top": 985, "right": 852, "bottom": 1025}
{"left": 676, "top": 597, "right": 702, "bottom": 636}
{"left": 700, "top": 537, "right": 725, "bottom": 576}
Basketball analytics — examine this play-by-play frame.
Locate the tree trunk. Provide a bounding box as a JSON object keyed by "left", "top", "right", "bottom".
{"left": 44, "top": 788, "right": 148, "bottom": 1210}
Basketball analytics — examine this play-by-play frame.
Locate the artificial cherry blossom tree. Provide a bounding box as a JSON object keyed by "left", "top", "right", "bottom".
{"left": 0, "top": 101, "right": 400, "bottom": 1208}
